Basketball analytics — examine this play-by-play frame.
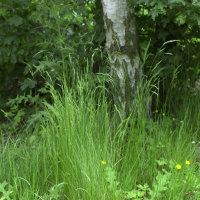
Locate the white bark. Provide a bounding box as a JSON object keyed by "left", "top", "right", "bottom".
{"left": 101, "top": 0, "right": 143, "bottom": 118}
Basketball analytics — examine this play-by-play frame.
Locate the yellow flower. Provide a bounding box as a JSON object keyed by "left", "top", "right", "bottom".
{"left": 180, "top": 121, "right": 183, "bottom": 123}
{"left": 102, "top": 161, "right": 106, "bottom": 165}
{"left": 173, "top": 118, "right": 175, "bottom": 120}
{"left": 155, "top": 110, "right": 158, "bottom": 113}
{"left": 163, "top": 113, "right": 165, "bottom": 116}
{"left": 186, "top": 161, "right": 190, "bottom": 165}
{"left": 176, "top": 164, "right": 181, "bottom": 169}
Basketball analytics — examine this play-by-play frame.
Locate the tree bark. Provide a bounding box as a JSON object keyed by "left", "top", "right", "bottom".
{"left": 101, "top": 0, "right": 143, "bottom": 118}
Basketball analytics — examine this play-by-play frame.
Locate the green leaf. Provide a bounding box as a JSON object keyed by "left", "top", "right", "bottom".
{"left": 156, "top": 158, "right": 167, "bottom": 166}
{"left": 14, "top": 108, "right": 25, "bottom": 126}
{"left": 137, "top": 183, "right": 149, "bottom": 191}
{"left": 138, "top": 191, "right": 146, "bottom": 197}
{"left": 20, "top": 0, "right": 30, "bottom": 8}
{"left": 75, "top": 6, "right": 87, "bottom": 16}
{"left": 0, "top": 7, "right": 9, "bottom": 17}
{"left": 126, "top": 190, "right": 137, "bottom": 198}
{"left": 21, "top": 78, "right": 37, "bottom": 91}
{"left": 10, "top": 52, "right": 17, "bottom": 63}
{"left": 48, "top": 184, "right": 63, "bottom": 199}
{"left": 196, "top": 16, "right": 200, "bottom": 26}
{"left": 12, "top": 45, "right": 17, "bottom": 52}
{"left": 175, "top": 15, "right": 186, "bottom": 25}
{"left": 149, "top": 9, "right": 160, "bottom": 21}
{"left": 193, "top": 1, "right": 200, "bottom": 6}
{"left": 149, "top": 171, "right": 170, "bottom": 198}
{"left": 38, "top": 88, "right": 50, "bottom": 94}
{"left": 18, "top": 49, "right": 25, "bottom": 55}
{"left": 168, "top": 0, "right": 186, "bottom": 5}
{"left": 105, "top": 167, "right": 118, "bottom": 189}
{"left": 0, "top": 181, "right": 14, "bottom": 200}
{"left": 7, "top": 15, "right": 23, "bottom": 26}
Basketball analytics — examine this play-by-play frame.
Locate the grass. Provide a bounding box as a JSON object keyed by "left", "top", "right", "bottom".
{"left": 0, "top": 32, "right": 199, "bottom": 199}
{"left": 0, "top": 71, "right": 200, "bottom": 200}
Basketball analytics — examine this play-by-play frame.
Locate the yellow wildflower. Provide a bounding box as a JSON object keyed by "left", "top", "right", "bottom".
{"left": 186, "top": 161, "right": 190, "bottom": 165}
{"left": 102, "top": 161, "right": 106, "bottom": 165}
{"left": 176, "top": 165, "right": 181, "bottom": 169}
{"left": 155, "top": 110, "right": 158, "bottom": 113}
{"left": 163, "top": 113, "right": 165, "bottom": 116}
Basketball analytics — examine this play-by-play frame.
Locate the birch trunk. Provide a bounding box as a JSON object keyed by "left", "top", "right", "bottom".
{"left": 101, "top": 0, "right": 143, "bottom": 118}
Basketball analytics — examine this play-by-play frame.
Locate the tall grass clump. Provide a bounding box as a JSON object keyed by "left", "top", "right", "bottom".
{"left": 39, "top": 77, "right": 115, "bottom": 199}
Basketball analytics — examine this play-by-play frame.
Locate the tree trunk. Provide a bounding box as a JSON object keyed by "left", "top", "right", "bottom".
{"left": 101, "top": 0, "right": 143, "bottom": 118}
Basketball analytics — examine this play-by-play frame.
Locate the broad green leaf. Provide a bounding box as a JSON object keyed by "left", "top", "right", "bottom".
{"left": 0, "top": 181, "right": 14, "bottom": 200}
{"left": 4, "top": 36, "right": 16, "bottom": 45}
{"left": 156, "top": 158, "right": 167, "bottom": 166}
{"left": 0, "top": 7, "right": 9, "bottom": 17}
{"left": 21, "top": 78, "right": 37, "bottom": 91}
{"left": 138, "top": 191, "right": 146, "bottom": 197}
{"left": 11, "top": 45, "right": 17, "bottom": 52}
{"left": 150, "top": 0, "right": 157, "bottom": 6}
{"left": 149, "top": 9, "right": 160, "bottom": 21}
{"left": 18, "top": 49, "right": 25, "bottom": 55}
{"left": 75, "top": 6, "right": 88, "bottom": 16}
{"left": 193, "top": 1, "right": 200, "bottom": 6}
{"left": 7, "top": 15, "right": 23, "bottom": 26}
{"left": 138, "top": 183, "right": 149, "bottom": 191}
{"left": 175, "top": 15, "right": 186, "bottom": 25}
{"left": 126, "top": 190, "right": 137, "bottom": 198}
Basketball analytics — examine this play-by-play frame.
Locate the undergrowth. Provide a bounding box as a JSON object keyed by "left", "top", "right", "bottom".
{"left": 0, "top": 72, "right": 200, "bottom": 199}
{"left": 0, "top": 2, "right": 200, "bottom": 199}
